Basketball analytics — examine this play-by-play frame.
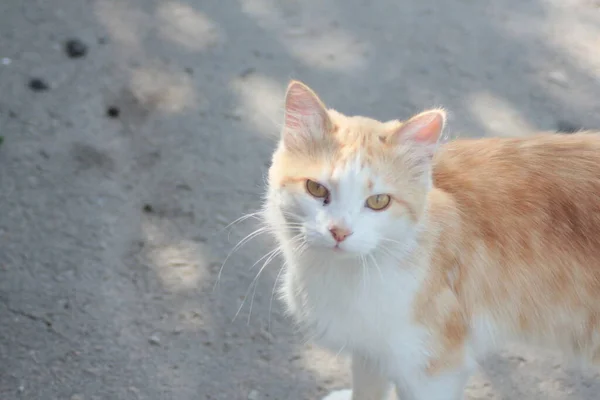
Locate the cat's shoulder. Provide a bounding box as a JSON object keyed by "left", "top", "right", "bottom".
{"left": 438, "top": 131, "right": 600, "bottom": 155}
{"left": 434, "top": 132, "right": 600, "bottom": 170}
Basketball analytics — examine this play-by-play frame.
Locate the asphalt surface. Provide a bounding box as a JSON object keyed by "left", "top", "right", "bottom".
{"left": 2, "top": 0, "right": 600, "bottom": 399}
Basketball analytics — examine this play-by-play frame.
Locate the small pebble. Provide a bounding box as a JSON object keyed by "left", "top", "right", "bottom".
{"left": 64, "top": 39, "right": 88, "bottom": 59}
{"left": 106, "top": 106, "right": 120, "bottom": 119}
{"left": 143, "top": 204, "right": 154, "bottom": 213}
{"left": 248, "top": 390, "right": 259, "bottom": 400}
{"left": 148, "top": 334, "right": 161, "bottom": 346}
{"left": 1, "top": 57, "right": 11, "bottom": 65}
{"left": 29, "top": 78, "right": 49, "bottom": 92}
{"left": 71, "top": 394, "right": 84, "bottom": 400}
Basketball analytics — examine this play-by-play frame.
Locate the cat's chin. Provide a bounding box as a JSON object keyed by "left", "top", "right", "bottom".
{"left": 329, "top": 246, "right": 353, "bottom": 257}
{"left": 307, "top": 243, "right": 368, "bottom": 259}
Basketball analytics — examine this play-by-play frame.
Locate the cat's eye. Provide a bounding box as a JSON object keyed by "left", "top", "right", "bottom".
{"left": 306, "top": 180, "right": 329, "bottom": 199}
{"left": 365, "top": 194, "right": 391, "bottom": 211}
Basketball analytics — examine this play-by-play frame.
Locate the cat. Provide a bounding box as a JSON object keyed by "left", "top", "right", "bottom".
{"left": 263, "top": 80, "right": 600, "bottom": 400}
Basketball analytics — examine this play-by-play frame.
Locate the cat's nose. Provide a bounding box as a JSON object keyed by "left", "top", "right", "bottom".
{"left": 329, "top": 226, "right": 352, "bottom": 243}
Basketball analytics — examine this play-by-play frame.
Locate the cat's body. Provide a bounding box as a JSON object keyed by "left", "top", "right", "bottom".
{"left": 264, "top": 81, "right": 600, "bottom": 400}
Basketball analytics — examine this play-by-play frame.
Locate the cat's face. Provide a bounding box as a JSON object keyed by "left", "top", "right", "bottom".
{"left": 270, "top": 156, "right": 415, "bottom": 256}
{"left": 266, "top": 81, "right": 445, "bottom": 258}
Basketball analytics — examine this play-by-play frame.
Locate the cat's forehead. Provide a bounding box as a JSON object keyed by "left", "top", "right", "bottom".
{"left": 321, "top": 153, "right": 388, "bottom": 193}
{"left": 329, "top": 111, "right": 400, "bottom": 145}
{"left": 314, "top": 118, "right": 404, "bottom": 191}
{"left": 270, "top": 111, "right": 412, "bottom": 190}
{"left": 329, "top": 154, "right": 369, "bottom": 182}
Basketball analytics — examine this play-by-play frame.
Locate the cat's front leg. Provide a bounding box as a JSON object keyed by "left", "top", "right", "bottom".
{"left": 393, "top": 366, "right": 470, "bottom": 400}
{"left": 322, "top": 355, "right": 392, "bottom": 400}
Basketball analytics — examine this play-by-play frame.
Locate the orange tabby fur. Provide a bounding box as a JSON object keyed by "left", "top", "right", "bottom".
{"left": 419, "top": 134, "right": 600, "bottom": 373}
{"left": 268, "top": 81, "right": 600, "bottom": 399}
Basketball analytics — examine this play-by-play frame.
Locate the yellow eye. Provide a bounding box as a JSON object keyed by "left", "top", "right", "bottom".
{"left": 306, "top": 180, "right": 329, "bottom": 198}
{"left": 366, "top": 194, "right": 391, "bottom": 211}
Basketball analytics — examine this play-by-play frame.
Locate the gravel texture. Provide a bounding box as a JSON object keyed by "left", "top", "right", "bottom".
{"left": 2, "top": 0, "right": 600, "bottom": 399}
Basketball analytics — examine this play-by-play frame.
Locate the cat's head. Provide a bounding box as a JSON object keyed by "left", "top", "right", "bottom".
{"left": 266, "top": 80, "right": 445, "bottom": 257}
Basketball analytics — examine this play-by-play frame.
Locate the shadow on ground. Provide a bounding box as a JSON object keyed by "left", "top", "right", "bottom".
{"left": 1, "top": 0, "right": 600, "bottom": 399}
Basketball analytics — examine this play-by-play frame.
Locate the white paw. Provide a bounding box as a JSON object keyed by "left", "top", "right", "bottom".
{"left": 321, "top": 389, "right": 353, "bottom": 400}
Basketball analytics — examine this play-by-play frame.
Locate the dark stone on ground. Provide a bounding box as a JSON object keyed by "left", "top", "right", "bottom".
{"left": 64, "top": 39, "right": 88, "bottom": 59}
{"left": 106, "top": 106, "right": 120, "bottom": 119}
{"left": 29, "top": 78, "right": 50, "bottom": 92}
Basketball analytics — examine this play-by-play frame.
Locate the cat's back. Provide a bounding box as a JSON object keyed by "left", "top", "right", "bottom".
{"left": 432, "top": 132, "right": 600, "bottom": 253}
{"left": 429, "top": 133, "right": 600, "bottom": 356}
{"left": 433, "top": 132, "right": 600, "bottom": 223}
{"left": 434, "top": 132, "right": 600, "bottom": 187}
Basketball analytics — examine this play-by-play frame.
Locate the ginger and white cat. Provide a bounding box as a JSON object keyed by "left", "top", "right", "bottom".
{"left": 263, "top": 80, "right": 600, "bottom": 400}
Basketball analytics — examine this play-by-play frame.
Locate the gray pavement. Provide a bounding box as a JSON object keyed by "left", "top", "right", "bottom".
{"left": 2, "top": 0, "right": 600, "bottom": 399}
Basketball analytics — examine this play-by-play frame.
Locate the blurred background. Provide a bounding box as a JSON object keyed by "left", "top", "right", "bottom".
{"left": 1, "top": 0, "right": 600, "bottom": 399}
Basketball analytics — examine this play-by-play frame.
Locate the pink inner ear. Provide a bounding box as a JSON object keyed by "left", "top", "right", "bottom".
{"left": 396, "top": 110, "right": 446, "bottom": 145}
{"left": 284, "top": 82, "right": 327, "bottom": 131}
{"left": 414, "top": 113, "right": 444, "bottom": 143}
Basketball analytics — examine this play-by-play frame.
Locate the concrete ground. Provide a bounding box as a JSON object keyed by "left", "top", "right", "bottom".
{"left": 2, "top": 0, "right": 600, "bottom": 399}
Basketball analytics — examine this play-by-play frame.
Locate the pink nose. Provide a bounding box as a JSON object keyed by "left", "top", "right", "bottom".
{"left": 329, "top": 226, "right": 352, "bottom": 243}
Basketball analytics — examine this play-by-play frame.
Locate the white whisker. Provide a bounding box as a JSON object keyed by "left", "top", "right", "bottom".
{"left": 360, "top": 255, "right": 367, "bottom": 291}
{"left": 380, "top": 237, "right": 406, "bottom": 247}
{"left": 222, "top": 211, "right": 263, "bottom": 233}
{"left": 215, "top": 226, "right": 271, "bottom": 291}
{"left": 248, "top": 246, "right": 281, "bottom": 271}
{"left": 369, "top": 253, "right": 384, "bottom": 281}
{"left": 215, "top": 217, "right": 304, "bottom": 292}
{"left": 268, "top": 262, "right": 287, "bottom": 332}
{"left": 233, "top": 246, "right": 283, "bottom": 323}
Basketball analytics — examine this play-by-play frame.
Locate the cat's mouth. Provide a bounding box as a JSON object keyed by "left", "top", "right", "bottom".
{"left": 310, "top": 240, "right": 348, "bottom": 254}
{"left": 330, "top": 242, "right": 356, "bottom": 255}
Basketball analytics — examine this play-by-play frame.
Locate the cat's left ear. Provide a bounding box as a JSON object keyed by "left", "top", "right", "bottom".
{"left": 390, "top": 109, "right": 446, "bottom": 159}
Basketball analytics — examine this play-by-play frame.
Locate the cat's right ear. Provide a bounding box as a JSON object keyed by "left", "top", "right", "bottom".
{"left": 282, "top": 80, "right": 332, "bottom": 149}
{"left": 388, "top": 109, "right": 446, "bottom": 161}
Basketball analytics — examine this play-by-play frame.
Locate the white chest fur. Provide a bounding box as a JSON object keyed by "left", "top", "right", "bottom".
{"left": 281, "top": 250, "right": 430, "bottom": 367}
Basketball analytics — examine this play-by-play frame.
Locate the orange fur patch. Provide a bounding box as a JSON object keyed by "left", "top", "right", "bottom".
{"left": 414, "top": 133, "right": 600, "bottom": 374}
{"left": 272, "top": 82, "right": 600, "bottom": 375}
